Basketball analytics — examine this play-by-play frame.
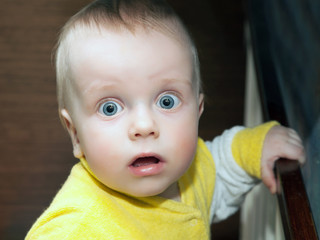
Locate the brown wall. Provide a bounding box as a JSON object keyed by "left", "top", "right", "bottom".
{"left": 0, "top": 1, "right": 245, "bottom": 239}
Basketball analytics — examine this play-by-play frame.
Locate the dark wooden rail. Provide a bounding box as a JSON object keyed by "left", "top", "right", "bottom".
{"left": 276, "top": 159, "right": 318, "bottom": 239}
{"left": 246, "top": 0, "right": 319, "bottom": 238}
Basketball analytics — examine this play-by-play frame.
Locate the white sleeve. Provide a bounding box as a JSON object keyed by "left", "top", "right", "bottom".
{"left": 205, "top": 126, "right": 259, "bottom": 223}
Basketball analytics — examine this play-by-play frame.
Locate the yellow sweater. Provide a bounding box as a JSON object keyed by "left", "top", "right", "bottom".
{"left": 26, "top": 122, "right": 276, "bottom": 240}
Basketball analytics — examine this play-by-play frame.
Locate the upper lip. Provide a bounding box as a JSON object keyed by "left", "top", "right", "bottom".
{"left": 129, "top": 153, "right": 164, "bottom": 166}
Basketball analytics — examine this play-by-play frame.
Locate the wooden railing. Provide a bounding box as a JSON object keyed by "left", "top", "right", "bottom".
{"left": 275, "top": 159, "right": 317, "bottom": 239}
{"left": 246, "top": 0, "right": 319, "bottom": 238}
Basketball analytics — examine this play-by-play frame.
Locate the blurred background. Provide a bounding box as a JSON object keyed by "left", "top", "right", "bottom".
{"left": 0, "top": 0, "right": 246, "bottom": 239}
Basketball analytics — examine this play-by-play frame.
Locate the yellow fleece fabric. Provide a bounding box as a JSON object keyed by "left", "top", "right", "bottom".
{"left": 231, "top": 121, "right": 279, "bottom": 178}
{"left": 26, "top": 122, "right": 274, "bottom": 239}
{"left": 26, "top": 139, "right": 215, "bottom": 240}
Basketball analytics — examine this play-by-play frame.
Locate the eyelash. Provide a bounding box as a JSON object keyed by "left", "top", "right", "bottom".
{"left": 98, "top": 99, "right": 123, "bottom": 117}
{"left": 156, "top": 93, "right": 181, "bottom": 110}
{"left": 97, "top": 92, "right": 181, "bottom": 117}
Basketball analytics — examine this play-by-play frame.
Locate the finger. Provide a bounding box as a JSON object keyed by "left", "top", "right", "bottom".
{"left": 287, "top": 137, "right": 304, "bottom": 149}
{"left": 286, "top": 129, "right": 306, "bottom": 164}
{"left": 281, "top": 141, "right": 306, "bottom": 164}
{"left": 261, "top": 163, "right": 277, "bottom": 194}
{"left": 288, "top": 130, "right": 303, "bottom": 144}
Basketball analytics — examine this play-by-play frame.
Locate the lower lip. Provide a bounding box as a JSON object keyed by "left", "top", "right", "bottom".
{"left": 129, "top": 161, "right": 164, "bottom": 177}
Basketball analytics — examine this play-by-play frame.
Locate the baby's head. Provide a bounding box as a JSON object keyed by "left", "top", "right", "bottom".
{"left": 55, "top": 0, "right": 204, "bottom": 198}
{"left": 56, "top": 0, "right": 202, "bottom": 113}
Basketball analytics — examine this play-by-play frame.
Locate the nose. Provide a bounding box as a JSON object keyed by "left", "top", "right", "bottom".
{"left": 128, "top": 108, "right": 159, "bottom": 140}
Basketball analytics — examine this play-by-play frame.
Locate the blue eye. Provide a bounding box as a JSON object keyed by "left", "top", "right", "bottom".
{"left": 99, "top": 101, "right": 123, "bottom": 116}
{"left": 157, "top": 94, "right": 180, "bottom": 109}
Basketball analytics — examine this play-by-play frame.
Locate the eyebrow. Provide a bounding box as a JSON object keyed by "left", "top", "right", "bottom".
{"left": 158, "top": 78, "right": 194, "bottom": 93}
{"left": 157, "top": 77, "right": 193, "bottom": 87}
{"left": 85, "top": 77, "right": 191, "bottom": 90}
{"left": 81, "top": 79, "right": 118, "bottom": 96}
{"left": 78, "top": 75, "right": 193, "bottom": 101}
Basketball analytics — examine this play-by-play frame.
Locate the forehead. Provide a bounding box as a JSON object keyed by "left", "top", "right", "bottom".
{"left": 67, "top": 26, "right": 193, "bottom": 87}
{"left": 68, "top": 25, "right": 191, "bottom": 59}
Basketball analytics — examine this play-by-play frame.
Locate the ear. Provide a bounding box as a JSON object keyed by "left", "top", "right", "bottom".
{"left": 198, "top": 93, "right": 204, "bottom": 118}
{"left": 60, "top": 109, "right": 84, "bottom": 158}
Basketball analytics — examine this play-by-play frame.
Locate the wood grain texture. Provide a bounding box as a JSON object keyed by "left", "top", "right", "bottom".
{"left": 276, "top": 159, "right": 318, "bottom": 240}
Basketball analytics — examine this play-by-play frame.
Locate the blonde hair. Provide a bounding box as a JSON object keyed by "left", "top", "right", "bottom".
{"left": 54, "top": 0, "right": 202, "bottom": 113}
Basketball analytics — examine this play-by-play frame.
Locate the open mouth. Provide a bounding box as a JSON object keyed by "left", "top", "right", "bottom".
{"left": 129, "top": 154, "right": 164, "bottom": 176}
{"left": 131, "top": 157, "right": 160, "bottom": 167}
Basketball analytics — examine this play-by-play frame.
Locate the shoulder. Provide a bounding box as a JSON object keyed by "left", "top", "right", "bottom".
{"left": 26, "top": 206, "right": 87, "bottom": 239}
{"left": 26, "top": 163, "right": 110, "bottom": 239}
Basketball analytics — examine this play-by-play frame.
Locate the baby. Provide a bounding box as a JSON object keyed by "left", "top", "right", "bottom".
{"left": 26, "top": 0, "right": 305, "bottom": 239}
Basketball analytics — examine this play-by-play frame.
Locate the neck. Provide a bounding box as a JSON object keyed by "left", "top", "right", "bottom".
{"left": 157, "top": 182, "right": 181, "bottom": 202}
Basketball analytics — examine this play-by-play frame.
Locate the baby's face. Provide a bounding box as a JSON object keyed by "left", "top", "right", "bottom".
{"left": 63, "top": 28, "right": 203, "bottom": 198}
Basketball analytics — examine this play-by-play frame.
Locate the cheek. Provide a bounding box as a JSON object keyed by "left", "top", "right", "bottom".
{"left": 177, "top": 129, "right": 198, "bottom": 160}
{"left": 167, "top": 111, "right": 199, "bottom": 158}
{"left": 175, "top": 109, "right": 199, "bottom": 138}
{"left": 78, "top": 121, "right": 123, "bottom": 160}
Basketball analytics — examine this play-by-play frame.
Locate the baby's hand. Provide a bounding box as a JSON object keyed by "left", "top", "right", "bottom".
{"left": 261, "top": 125, "right": 305, "bottom": 194}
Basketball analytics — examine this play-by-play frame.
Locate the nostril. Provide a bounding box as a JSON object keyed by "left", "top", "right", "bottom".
{"left": 134, "top": 132, "right": 155, "bottom": 138}
{"left": 129, "top": 119, "right": 159, "bottom": 140}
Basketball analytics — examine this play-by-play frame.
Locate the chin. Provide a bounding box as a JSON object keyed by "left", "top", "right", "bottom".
{"left": 125, "top": 185, "right": 169, "bottom": 198}
{"left": 129, "top": 190, "right": 163, "bottom": 198}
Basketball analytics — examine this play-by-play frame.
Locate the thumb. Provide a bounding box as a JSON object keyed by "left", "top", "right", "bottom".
{"left": 261, "top": 161, "right": 277, "bottom": 194}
